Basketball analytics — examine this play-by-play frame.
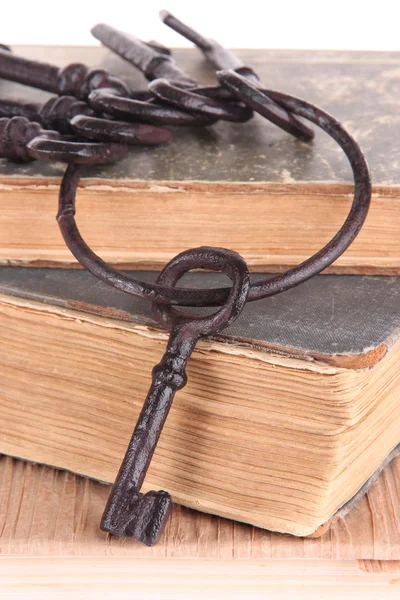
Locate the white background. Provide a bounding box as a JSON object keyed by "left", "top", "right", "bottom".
{"left": 2, "top": 0, "right": 399, "bottom": 50}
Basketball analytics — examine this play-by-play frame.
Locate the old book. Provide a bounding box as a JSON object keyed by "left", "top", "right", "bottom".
{"left": 0, "top": 46, "right": 399, "bottom": 273}
{"left": 1, "top": 267, "right": 400, "bottom": 537}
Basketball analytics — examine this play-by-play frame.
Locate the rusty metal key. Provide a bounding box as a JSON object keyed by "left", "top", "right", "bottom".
{"left": 100, "top": 246, "right": 250, "bottom": 546}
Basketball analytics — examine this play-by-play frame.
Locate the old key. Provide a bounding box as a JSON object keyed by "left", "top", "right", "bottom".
{"left": 100, "top": 246, "right": 250, "bottom": 546}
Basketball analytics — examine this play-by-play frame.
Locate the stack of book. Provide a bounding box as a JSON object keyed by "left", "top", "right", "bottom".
{"left": 0, "top": 45, "right": 399, "bottom": 586}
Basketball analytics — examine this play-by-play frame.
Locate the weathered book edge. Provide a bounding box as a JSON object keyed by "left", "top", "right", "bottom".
{"left": 310, "top": 443, "right": 400, "bottom": 537}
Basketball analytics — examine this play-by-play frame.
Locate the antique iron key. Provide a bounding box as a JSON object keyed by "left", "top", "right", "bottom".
{"left": 100, "top": 246, "right": 250, "bottom": 546}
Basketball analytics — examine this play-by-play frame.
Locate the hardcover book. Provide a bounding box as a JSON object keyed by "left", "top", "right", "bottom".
{"left": 1, "top": 268, "right": 399, "bottom": 537}
{"left": 0, "top": 46, "right": 399, "bottom": 273}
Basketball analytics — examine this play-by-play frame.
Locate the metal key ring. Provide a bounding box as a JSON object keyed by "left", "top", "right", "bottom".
{"left": 57, "top": 87, "right": 371, "bottom": 307}
{"left": 153, "top": 246, "right": 250, "bottom": 332}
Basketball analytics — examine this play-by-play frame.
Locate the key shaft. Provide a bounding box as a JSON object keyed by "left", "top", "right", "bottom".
{"left": 100, "top": 325, "right": 196, "bottom": 545}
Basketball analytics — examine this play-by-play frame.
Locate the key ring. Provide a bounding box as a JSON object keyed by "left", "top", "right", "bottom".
{"left": 57, "top": 85, "right": 371, "bottom": 307}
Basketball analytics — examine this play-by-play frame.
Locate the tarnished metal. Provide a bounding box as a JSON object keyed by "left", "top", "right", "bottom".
{"left": 91, "top": 17, "right": 313, "bottom": 139}
{"left": 27, "top": 136, "right": 128, "bottom": 164}
{"left": 218, "top": 70, "right": 315, "bottom": 140}
{"left": 147, "top": 77, "right": 250, "bottom": 121}
{"left": 92, "top": 23, "right": 196, "bottom": 85}
{"left": 160, "top": 10, "right": 258, "bottom": 78}
{"left": 57, "top": 90, "right": 371, "bottom": 307}
{"left": 0, "top": 116, "right": 127, "bottom": 164}
{"left": 70, "top": 115, "right": 171, "bottom": 145}
{"left": 0, "top": 116, "right": 60, "bottom": 162}
{"left": 0, "top": 95, "right": 94, "bottom": 134}
{"left": 0, "top": 96, "right": 172, "bottom": 144}
{"left": 88, "top": 88, "right": 217, "bottom": 126}
{"left": 0, "top": 46, "right": 216, "bottom": 127}
{"left": 91, "top": 23, "right": 253, "bottom": 123}
{"left": 159, "top": 11, "right": 314, "bottom": 140}
{"left": 100, "top": 246, "right": 250, "bottom": 545}
{"left": 0, "top": 47, "right": 130, "bottom": 98}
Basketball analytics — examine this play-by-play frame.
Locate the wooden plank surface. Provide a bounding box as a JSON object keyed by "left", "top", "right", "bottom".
{"left": 1, "top": 455, "right": 400, "bottom": 559}
{"left": 1, "top": 558, "right": 400, "bottom": 599}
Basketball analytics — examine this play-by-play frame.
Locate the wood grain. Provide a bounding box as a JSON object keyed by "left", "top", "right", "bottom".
{"left": 1, "top": 455, "right": 400, "bottom": 560}
{"left": 1, "top": 557, "right": 400, "bottom": 599}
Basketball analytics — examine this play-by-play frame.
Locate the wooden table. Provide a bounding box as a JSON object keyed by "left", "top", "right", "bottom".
{"left": 1, "top": 456, "right": 400, "bottom": 598}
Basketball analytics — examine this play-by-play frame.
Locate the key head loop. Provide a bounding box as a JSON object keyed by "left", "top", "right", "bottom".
{"left": 153, "top": 246, "right": 250, "bottom": 337}
{"left": 27, "top": 137, "right": 128, "bottom": 164}
{"left": 88, "top": 89, "right": 217, "bottom": 127}
{"left": 69, "top": 115, "right": 172, "bottom": 145}
{"left": 148, "top": 79, "right": 253, "bottom": 123}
